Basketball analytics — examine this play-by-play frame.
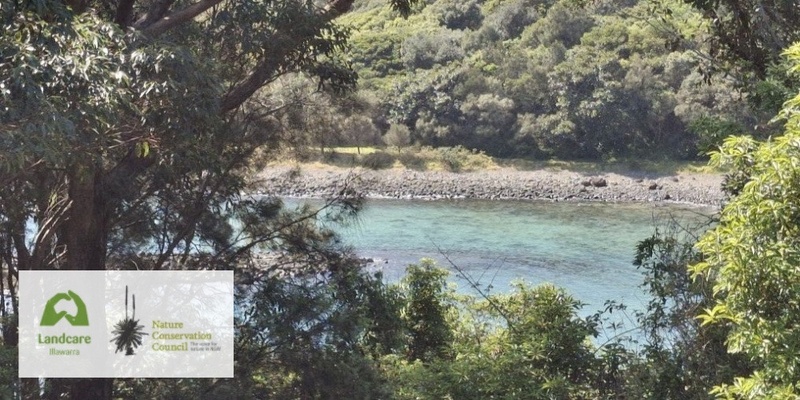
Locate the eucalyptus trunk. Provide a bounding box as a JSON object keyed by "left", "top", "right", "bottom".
{"left": 65, "top": 164, "right": 108, "bottom": 271}
{"left": 54, "top": 163, "right": 110, "bottom": 399}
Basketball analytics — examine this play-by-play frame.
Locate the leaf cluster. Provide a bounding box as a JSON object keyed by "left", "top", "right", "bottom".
{"left": 690, "top": 42, "right": 800, "bottom": 398}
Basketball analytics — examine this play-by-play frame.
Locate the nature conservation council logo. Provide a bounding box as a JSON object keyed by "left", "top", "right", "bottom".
{"left": 40, "top": 290, "right": 89, "bottom": 326}
{"left": 110, "top": 285, "right": 147, "bottom": 356}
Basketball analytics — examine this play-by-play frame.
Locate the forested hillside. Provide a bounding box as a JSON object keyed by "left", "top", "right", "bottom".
{"left": 274, "top": 0, "right": 793, "bottom": 161}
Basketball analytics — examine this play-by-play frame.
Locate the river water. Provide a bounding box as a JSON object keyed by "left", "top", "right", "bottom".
{"left": 291, "top": 198, "right": 715, "bottom": 316}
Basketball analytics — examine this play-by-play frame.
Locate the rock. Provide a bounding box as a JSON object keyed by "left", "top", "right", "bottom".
{"left": 256, "top": 165, "right": 724, "bottom": 205}
{"left": 590, "top": 177, "right": 607, "bottom": 187}
{"left": 663, "top": 194, "right": 672, "bottom": 200}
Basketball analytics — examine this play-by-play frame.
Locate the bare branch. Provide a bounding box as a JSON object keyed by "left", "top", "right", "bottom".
{"left": 434, "top": 244, "right": 517, "bottom": 333}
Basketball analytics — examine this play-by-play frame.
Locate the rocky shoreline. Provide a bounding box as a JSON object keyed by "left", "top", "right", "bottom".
{"left": 255, "top": 165, "right": 726, "bottom": 207}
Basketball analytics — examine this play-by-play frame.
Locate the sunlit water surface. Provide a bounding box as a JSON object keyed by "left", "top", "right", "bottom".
{"left": 287, "top": 198, "right": 714, "bottom": 316}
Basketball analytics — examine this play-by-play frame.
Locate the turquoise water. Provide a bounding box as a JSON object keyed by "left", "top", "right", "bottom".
{"left": 289, "top": 198, "right": 714, "bottom": 315}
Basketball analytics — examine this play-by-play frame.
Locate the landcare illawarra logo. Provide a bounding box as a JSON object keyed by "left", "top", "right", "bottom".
{"left": 110, "top": 285, "right": 148, "bottom": 355}
{"left": 37, "top": 290, "right": 92, "bottom": 355}
{"left": 40, "top": 290, "right": 89, "bottom": 326}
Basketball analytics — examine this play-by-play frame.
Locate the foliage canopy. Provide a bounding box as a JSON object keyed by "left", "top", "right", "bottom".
{"left": 692, "top": 42, "right": 800, "bottom": 398}
{"left": 0, "top": 0, "right": 416, "bottom": 397}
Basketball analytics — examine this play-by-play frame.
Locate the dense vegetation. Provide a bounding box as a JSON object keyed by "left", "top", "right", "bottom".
{"left": 0, "top": 0, "right": 418, "bottom": 397}
{"left": 278, "top": 0, "right": 798, "bottom": 161}
{"left": 2, "top": 0, "right": 800, "bottom": 398}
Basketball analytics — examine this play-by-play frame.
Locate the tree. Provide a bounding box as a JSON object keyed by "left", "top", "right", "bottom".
{"left": 459, "top": 93, "right": 516, "bottom": 156}
{"left": 520, "top": 0, "right": 594, "bottom": 49}
{"left": 0, "top": 0, "right": 418, "bottom": 397}
{"left": 474, "top": 0, "right": 550, "bottom": 43}
{"left": 618, "top": 218, "right": 752, "bottom": 399}
{"left": 345, "top": 0, "right": 774, "bottom": 159}
{"left": 382, "top": 66, "right": 463, "bottom": 146}
{"left": 273, "top": 75, "right": 345, "bottom": 158}
{"left": 231, "top": 225, "right": 401, "bottom": 399}
{"left": 691, "top": 43, "right": 800, "bottom": 398}
{"left": 383, "top": 123, "right": 412, "bottom": 148}
{"left": 535, "top": 2, "right": 711, "bottom": 160}
{"left": 384, "top": 279, "right": 600, "bottom": 399}
{"left": 400, "top": 29, "right": 465, "bottom": 69}
{"left": 428, "top": 0, "right": 483, "bottom": 30}
{"left": 681, "top": 0, "right": 800, "bottom": 80}
{"left": 399, "top": 259, "right": 454, "bottom": 362}
{"left": 651, "top": 0, "right": 800, "bottom": 123}
{"left": 341, "top": 114, "right": 381, "bottom": 153}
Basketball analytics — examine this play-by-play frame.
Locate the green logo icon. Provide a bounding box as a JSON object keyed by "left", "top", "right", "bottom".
{"left": 40, "top": 290, "right": 89, "bottom": 326}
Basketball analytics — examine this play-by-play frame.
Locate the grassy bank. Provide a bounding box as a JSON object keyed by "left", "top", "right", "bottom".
{"left": 273, "top": 146, "right": 720, "bottom": 176}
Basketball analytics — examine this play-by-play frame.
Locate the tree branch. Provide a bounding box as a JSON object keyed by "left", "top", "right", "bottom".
{"left": 325, "top": 0, "right": 355, "bottom": 14}
{"left": 219, "top": 59, "right": 282, "bottom": 114}
{"left": 140, "top": 0, "right": 223, "bottom": 38}
{"left": 134, "top": 0, "right": 355, "bottom": 111}
{"left": 434, "top": 245, "right": 518, "bottom": 334}
{"left": 219, "top": 4, "right": 352, "bottom": 113}
{"left": 133, "top": 0, "right": 175, "bottom": 29}
{"left": 65, "top": 0, "right": 88, "bottom": 14}
{"left": 114, "top": 0, "right": 137, "bottom": 28}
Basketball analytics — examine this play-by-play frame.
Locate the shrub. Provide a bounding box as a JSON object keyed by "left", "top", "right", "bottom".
{"left": 437, "top": 147, "right": 464, "bottom": 172}
{"left": 361, "top": 151, "right": 396, "bottom": 169}
{"left": 436, "top": 146, "right": 494, "bottom": 172}
{"left": 397, "top": 151, "right": 426, "bottom": 170}
{"left": 688, "top": 115, "right": 745, "bottom": 156}
{"left": 384, "top": 280, "right": 600, "bottom": 399}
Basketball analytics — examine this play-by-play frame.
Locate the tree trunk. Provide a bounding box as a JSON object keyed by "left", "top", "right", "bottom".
{"left": 65, "top": 167, "right": 107, "bottom": 271}
{"left": 55, "top": 165, "right": 112, "bottom": 400}
{"left": 68, "top": 379, "right": 113, "bottom": 400}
